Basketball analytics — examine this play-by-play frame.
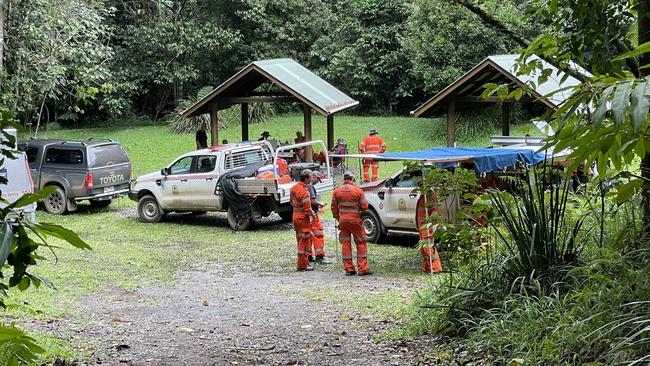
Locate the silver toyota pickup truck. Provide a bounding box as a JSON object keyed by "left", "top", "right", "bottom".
{"left": 18, "top": 139, "right": 132, "bottom": 214}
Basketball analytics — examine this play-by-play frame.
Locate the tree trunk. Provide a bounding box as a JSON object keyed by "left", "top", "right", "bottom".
{"left": 639, "top": 0, "right": 650, "bottom": 227}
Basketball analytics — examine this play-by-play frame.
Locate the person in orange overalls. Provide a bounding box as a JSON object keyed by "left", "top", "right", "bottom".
{"left": 359, "top": 129, "right": 387, "bottom": 182}
{"left": 306, "top": 172, "right": 331, "bottom": 264}
{"left": 290, "top": 169, "right": 315, "bottom": 271}
{"left": 331, "top": 172, "right": 370, "bottom": 276}
{"left": 416, "top": 193, "right": 443, "bottom": 273}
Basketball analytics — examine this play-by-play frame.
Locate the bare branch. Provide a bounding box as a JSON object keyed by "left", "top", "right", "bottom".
{"left": 451, "top": 0, "right": 587, "bottom": 83}
{"left": 452, "top": 0, "right": 530, "bottom": 48}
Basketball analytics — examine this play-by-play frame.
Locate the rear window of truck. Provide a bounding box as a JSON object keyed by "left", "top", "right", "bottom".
{"left": 89, "top": 144, "right": 129, "bottom": 167}
{"left": 225, "top": 148, "right": 270, "bottom": 170}
{"left": 45, "top": 148, "right": 84, "bottom": 165}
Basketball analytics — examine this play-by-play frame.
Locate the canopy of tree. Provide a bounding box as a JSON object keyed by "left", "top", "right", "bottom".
{"left": 0, "top": 0, "right": 537, "bottom": 125}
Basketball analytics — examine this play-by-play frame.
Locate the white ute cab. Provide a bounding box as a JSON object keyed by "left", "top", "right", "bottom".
{"left": 129, "top": 140, "right": 333, "bottom": 230}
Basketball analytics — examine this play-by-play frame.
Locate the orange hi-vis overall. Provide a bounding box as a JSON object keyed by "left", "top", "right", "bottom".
{"left": 290, "top": 182, "right": 314, "bottom": 270}
{"left": 359, "top": 135, "right": 386, "bottom": 182}
{"left": 309, "top": 209, "right": 326, "bottom": 257}
{"left": 416, "top": 194, "right": 443, "bottom": 273}
{"left": 331, "top": 181, "right": 370, "bottom": 273}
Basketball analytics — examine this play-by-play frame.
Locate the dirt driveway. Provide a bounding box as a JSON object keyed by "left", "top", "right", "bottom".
{"left": 44, "top": 265, "right": 432, "bottom": 365}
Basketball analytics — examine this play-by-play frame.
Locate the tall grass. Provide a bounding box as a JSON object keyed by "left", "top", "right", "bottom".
{"left": 404, "top": 166, "right": 650, "bottom": 364}
{"left": 488, "top": 166, "right": 586, "bottom": 284}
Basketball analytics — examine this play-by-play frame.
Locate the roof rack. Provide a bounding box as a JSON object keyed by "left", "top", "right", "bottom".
{"left": 87, "top": 138, "right": 114, "bottom": 142}
{"left": 58, "top": 141, "right": 87, "bottom": 146}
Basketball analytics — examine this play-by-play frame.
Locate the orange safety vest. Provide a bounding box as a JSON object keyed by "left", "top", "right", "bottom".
{"left": 331, "top": 181, "right": 369, "bottom": 220}
{"left": 290, "top": 182, "right": 313, "bottom": 219}
{"left": 359, "top": 135, "right": 386, "bottom": 154}
{"left": 416, "top": 194, "right": 439, "bottom": 239}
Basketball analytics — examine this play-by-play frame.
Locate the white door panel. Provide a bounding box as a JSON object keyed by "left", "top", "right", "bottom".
{"left": 384, "top": 187, "right": 418, "bottom": 229}
{"left": 161, "top": 156, "right": 194, "bottom": 209}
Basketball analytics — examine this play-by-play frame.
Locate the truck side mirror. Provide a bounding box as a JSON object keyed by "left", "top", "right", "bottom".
{"left": 161, "top": 168, "right": 169, "bottom": 176}
{"left": 385, "top": 179, "right": 392, "bottom": 188}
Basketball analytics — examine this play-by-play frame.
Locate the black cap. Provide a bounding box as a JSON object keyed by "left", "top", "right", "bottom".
{"left": 261, "top": 131, "right": 271, "bottom": 137}
{"left": 343, "top": 172, "right": 354, "bottom": 181}
{"left": 369, "top": 129, "right": 378, "bottom": 135}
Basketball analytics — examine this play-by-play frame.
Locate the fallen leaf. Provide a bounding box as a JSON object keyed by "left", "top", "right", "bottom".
{"left": 339, "top": 314, "right": 350, "bottom": 321}
{"left": 111, "top": 316, "right": 131, "bottom": 324}
{"left": 179, "top": 327, "right": 196, "bottom": 334}
{"left": 202, "top": 299, "right": 209, "bottom": 307}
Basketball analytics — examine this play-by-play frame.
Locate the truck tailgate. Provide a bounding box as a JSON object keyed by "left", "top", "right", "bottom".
{"left": 277, "top": 179, "right": 334, "bottom": 204}
{"left": 235, "top": 178, "right": 334, "bottom": 204}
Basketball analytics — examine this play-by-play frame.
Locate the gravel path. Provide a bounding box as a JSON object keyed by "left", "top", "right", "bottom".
{"left": 47, "top": 266, "right": 433, "bottom": 365}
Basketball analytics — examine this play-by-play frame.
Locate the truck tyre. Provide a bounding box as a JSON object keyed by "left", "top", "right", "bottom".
{"left": 138, "top": 195, "right": 165, "bottom": 223}
{"left": 361, "top": 210, "right": 387, "bottom": 243}
{"left": 227, "top": 207, "right": 252, "bottom": 231}
{"left": 44, "top": 186, "right": 68, "bottom": 215}
{"left": 277, "top": 210, "right": 292, "bottom": 223}
{"left": 90, "top": 199, "right": 112, "bottom": 208}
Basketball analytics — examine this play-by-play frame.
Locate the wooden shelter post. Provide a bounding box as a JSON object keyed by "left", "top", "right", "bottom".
{"left": 327, "top": 115, "right": 334, "bottom": 150}
{"left": 501, "top": 102, "right": 511, "bottom": 136}
{"left": 210, "top": 103, "right": 219, "bottom": 147}
{"left": 303, "top": 104, "right": 313, "bottom": 163}
{"left": 241, "top": 102, "right": 249, "bottom": 141}
{"left": 447, "top": 101, "right": 456, "bottom": 147}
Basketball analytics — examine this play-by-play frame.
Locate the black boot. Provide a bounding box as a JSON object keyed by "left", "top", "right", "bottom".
{"left": 315, "top": 256, "right": 332, "bottom": 265}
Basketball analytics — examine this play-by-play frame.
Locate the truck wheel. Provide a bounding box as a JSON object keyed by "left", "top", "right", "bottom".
{"left": 227, "top": 207, "right": 252, "bottom": 231}
{"left": 138, "top": 195, "right": 165, "bottom": 223}
{"left": 44, "top": 186, "right": 68, "bottom": 215}
{"left": 90, "top": 199, "right": 112, "bottom": 208}
{"left": 361, "top": 210, "right": 386, "bottom": 243}
{"left": 278, "top": 210, "right": 292, "bottom": 223}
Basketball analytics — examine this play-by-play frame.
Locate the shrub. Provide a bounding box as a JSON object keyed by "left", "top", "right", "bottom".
{"left": 404, "top": 168, "right": 650, "bottom": 365}
{"left": 486, "top": 166, "right": 587, "bottom": 286}
{"left": 168, "top": 86, "right": 276, "bottom": 134}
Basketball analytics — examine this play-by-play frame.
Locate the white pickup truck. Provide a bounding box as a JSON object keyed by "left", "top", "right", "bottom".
{"left": 128, "top": 140, "right": 333, "bottom": 230}
{"left": 359, "top": 167, "right": 456, "bottom": 243}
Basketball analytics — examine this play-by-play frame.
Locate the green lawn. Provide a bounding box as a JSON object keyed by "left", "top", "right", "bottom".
{"left": 7, "top": 113, "right": 540, "bottom": 362}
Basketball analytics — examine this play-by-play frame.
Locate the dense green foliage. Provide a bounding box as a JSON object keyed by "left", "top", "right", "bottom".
{"left": 397, "top": 1, "right": 650, "bottom": 364}
{"left": 0, "top": 0, "right": 537, "bottom": 124}
{"left": 0, "top": 109, "right": 91, "bottom": 363}
{"left": 405, "top": 0, "right": 538, "bottom": 96}
{"left": 2, "top": 0, "right": 113, "bottom": 127}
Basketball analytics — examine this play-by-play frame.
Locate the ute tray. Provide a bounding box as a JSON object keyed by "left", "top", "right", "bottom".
{"left": 235, "top": 178, "right": 280, "bottom": 195}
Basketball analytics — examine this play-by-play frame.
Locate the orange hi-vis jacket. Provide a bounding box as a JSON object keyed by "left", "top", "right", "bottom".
{"left": 359, "top": 135, "right": 387, "bottom": 155}
{"left": 416, "top": 193, "right": 440, "bottom": 240}
{"left": 331, "top": 181, "right": 369, "bottom": 220}
{"left": 290, "top": 182, "right": 313, "bottom": 219}
{"left": 291, "top": 182, "right": 313, "bottom": 270}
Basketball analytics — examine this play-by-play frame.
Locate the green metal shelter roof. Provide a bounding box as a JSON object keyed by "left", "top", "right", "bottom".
{"left": 411, "top": 54, "right": 589, "bottom": 117}
{"left": 182, "top": 59, "right": 359, "bottom": 118}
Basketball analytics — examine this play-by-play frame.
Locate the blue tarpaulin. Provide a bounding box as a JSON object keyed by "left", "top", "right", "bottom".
{"left": 381, "top": 147, "right": 546, "bottom": 174}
